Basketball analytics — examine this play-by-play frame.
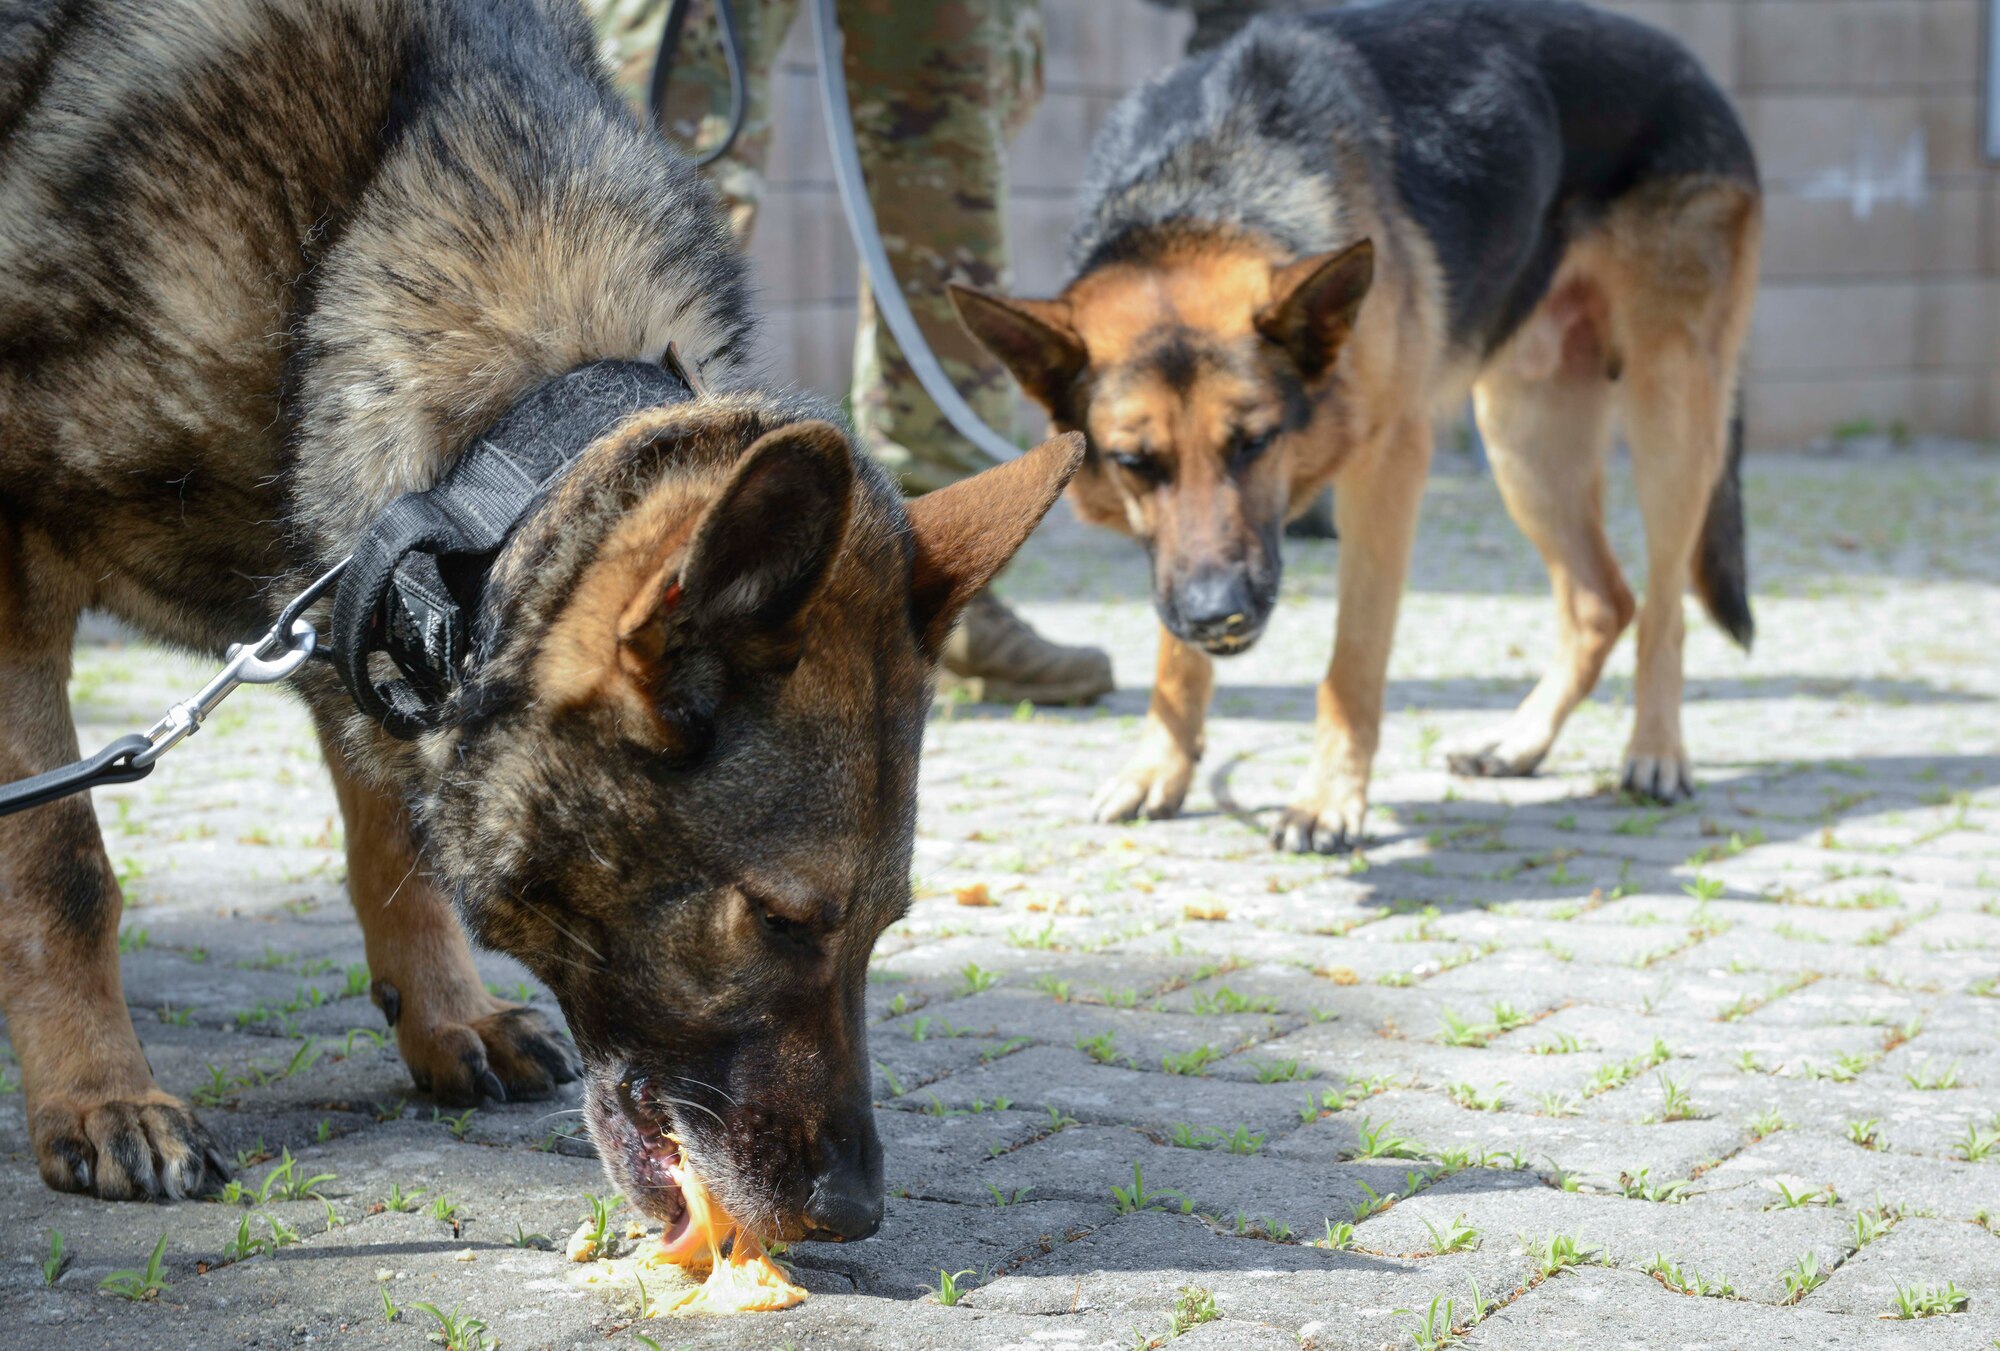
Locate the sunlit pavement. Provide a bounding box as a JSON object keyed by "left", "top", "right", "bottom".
{"left": 4, "top": 444, "right": 1997, "bottom": 1349}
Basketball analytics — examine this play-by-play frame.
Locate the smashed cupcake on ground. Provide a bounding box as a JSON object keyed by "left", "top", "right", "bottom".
{"left": 569, "top": 1133, "right": 806, "bottom": 1316}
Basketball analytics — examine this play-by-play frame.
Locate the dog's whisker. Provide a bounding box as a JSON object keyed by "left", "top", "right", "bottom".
{"left": 383, "top": 856, "right": 420, "bottom": 907}
{"left": 509, "top": 891, "right": 604, "bottom": 964}
{"left": 665, "top": 1073, "right": 737, "bottom": 1106}
{"left": 652, "top": 1094, "right": 727, "bottom": 1129}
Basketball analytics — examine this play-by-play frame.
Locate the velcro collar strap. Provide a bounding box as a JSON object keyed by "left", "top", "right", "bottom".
{"left": 331, "top": 359, "right": 692, "bottom": 739}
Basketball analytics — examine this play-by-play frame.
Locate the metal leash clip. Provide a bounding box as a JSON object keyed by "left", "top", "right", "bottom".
{"left": 0, "top": 559, "right": 349, "bottom": 816}
{"left": 130, "top": 617, "right": 320, "bottom": 768}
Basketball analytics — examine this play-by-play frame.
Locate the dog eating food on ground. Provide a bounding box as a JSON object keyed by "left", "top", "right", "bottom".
{"left": 953, "top": 0, "right": 1761, "bottom": 853}
{"left": 570, "top": 1133, "right": 808, "bottom": 1316}
{"left": 0, "top": 0, "right": 1083, "bottom": 1254}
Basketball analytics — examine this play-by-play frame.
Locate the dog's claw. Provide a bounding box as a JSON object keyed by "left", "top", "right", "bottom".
{"left": 1620, "top": 751, "right": 1695, "bottom": 803}
{"left": 1270, "top": 778, "right": 1368, "bottom": 854}
{"left": 1270, "top": 805, "right": 1358, "bottom": 855}
{"left": 402, "top": 1003, "right": 578, "bottom": 1107}
{"left": 1445, "top": 733, "right": 1549, "bottom": 780}
{"left": 1090, "top": 747, "right": 1197, "bottom": 824}
{"left": 33, "top": 1094, "right": 228, "bottom": 1201}
{"left": 372, "top": 979, "right": 402, "bottom": 1028}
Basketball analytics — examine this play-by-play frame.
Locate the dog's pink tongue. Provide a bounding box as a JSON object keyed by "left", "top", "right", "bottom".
{"left": 656, "top": 1193, "right": 719, "bottom": 1266}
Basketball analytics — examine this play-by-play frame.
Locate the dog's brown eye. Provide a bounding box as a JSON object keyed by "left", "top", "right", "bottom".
{"left": 1110, "top": 451, "right": 1165, "bottom": 483}
{"left": 1230, "top": 429, "right": 1278, "bottom": 469}
{"left": 755, "top": 903, "right": 815, "bottom": 951}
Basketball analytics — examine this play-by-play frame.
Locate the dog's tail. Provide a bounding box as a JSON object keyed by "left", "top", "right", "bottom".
{"left": 1693, "top": 387, "right": 1753, "bottom": 650}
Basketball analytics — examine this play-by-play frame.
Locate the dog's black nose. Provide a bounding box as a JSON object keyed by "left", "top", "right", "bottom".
{"left": 1174, "top": 565, "right": 1259, "bottom": 645}
{"left": 803, "top": 1169, "right": 882, "bottom": 1240}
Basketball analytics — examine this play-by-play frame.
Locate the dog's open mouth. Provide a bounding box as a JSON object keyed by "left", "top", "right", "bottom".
{"left": 580, "top": 1076, "right": 809, "bottom": 1314}
{"left": 602, "top": 1078, "right": 692, "bottom": 1245}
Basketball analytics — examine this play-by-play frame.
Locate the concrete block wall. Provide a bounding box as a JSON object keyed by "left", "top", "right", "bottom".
{"left": 1603, "top": 0, "right": 2000, "bottom": 445}
{"left": 741, "top": 0, "right": 2000, "bottom": 448}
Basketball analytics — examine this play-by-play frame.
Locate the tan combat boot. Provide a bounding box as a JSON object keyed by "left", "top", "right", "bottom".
{"left": 938, "top": 591, "right": 1114, "bottom": 706}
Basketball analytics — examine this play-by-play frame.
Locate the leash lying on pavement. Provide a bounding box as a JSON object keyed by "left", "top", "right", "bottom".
{"left": 0, "top": 353, "right": 703, "bottom": 818}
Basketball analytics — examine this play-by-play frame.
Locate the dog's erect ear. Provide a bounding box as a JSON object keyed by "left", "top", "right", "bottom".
{"left": 537, "top": 422, "right": 852, "bottom": 756}
{"left": 1255, "top": 239, "right": 1374, "bottom": 381}
{"left": 906, "top": 431, "right": 1086, "bottom": 658}
{"left": 620, "top": 420, "right": 855, "bottom": 659}
{"left": 679, "top": 420, "right": 855, "bottom": 629}
{"left": 948, "top": 286, "right": 1088, "bottom": 412}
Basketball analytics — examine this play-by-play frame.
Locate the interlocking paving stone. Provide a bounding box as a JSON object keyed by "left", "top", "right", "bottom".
{"left": 1353, "top": 1166, "right": 1853, "bottom": 1303}
{"left": 1803, "top": 1216, "right": 2000, "bottom": 1317}
{"left": 3, "top": 451, "right": 1998, "bottom": 1346}
{"left": 1462, "top": 1265, "right": 2000, "bottom": 1349}
{"left": 1694, "top": 1132, "right": 2000, "bottom": 1226}
{"left": 964, "top": 1209, "right": 1535, "bottom": 1343}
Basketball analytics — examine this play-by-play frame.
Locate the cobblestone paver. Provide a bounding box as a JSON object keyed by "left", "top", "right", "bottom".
{"left": 3, "top": 448, "right": 1998, "bottom": 1349}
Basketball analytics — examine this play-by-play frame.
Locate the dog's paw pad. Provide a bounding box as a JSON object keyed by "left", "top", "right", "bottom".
{"left": 33, "top": 1095, "right": 227, "bottom": 1201}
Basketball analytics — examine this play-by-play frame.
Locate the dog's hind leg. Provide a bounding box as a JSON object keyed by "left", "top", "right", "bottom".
{"left": 1448, "top": 344, "right": 1631, "bottom": 779}
{"left": 322, "top": 734, "right": 580, "bottom": 1105}
{"left": 1617, "top": 344, "right": 1729, "bottom": 801}
{"left": 1608, "top": 184, "right": 1761, "bottom": 802}
{"left": 0, "top": 524, "right": 228, "bottom": 1199}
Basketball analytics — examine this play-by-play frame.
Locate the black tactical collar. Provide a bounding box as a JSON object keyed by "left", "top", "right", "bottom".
{"left": 330, "top": 356, "right": 698, "bottom": 739}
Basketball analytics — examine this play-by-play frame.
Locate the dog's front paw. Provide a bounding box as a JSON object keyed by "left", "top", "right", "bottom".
{"left": 1445, "top": 722, "right": 1550, "bottom": 779}
{"left": 1271, "top": 787, "right": 1367, "bottom": 854}
{"left": 1090, "top": 746, "right": 1197, "bottom": 823}
{"left": 380, "top": 984, "right": 581, "bottom": 1106}
{"left": 32, "top": 1090, "right": 228, "bottom": 1200}
{"left": 1621, "top": 746, "right": 1695, "bottom": 803}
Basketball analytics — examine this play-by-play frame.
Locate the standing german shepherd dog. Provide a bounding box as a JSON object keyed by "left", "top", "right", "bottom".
{"left": 954, "top": 0, "right": 1759, "bottom": 852}
{"left": 0, "top": 0, "right": 1082, "bottom": 1243}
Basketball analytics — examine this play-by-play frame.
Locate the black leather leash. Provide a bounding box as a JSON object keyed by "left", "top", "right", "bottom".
{"left": 0, "top": 735, "right": 158, "bottom": 817}
{"left": 0, "top": 352, "right": 700, "bottom": 817}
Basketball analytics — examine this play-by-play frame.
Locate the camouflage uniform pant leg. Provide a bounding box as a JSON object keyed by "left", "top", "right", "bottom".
{"left": 581, "top": 0, "right": 796, "bottom": 239}
{"left": 588, "top": 0, "right": 1040, "bottom": 494}
{"left": 839, "top": 0, "right": 1042, "bottom": 495}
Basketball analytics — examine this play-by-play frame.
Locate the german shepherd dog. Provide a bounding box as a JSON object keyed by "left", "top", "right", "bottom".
{"left": 0, "top": 0, "right": 1082, "bottom": 1244}
{"left": 953, "top": 0, "right": 1759, "bottom": 852}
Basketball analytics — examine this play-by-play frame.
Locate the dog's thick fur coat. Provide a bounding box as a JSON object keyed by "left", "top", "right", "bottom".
{"left": 955, "top": 0, "right": 1760, "bottom": 850}
{"left": 0, "top": 0, "right": 1081, "bottom": 1238}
